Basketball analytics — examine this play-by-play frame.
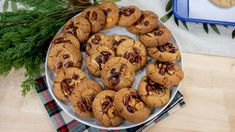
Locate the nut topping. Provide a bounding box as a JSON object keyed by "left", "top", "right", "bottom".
{"left": 78, "top": 97, "right": 91, "bottom": 112}
{"left": 145, "top": 77, "right": 165, "bottom": 95}
{"left": 92, "top": 11, "right": 97, "bottom": 20}
{"left": 56, "top": 62, "right": 63, "bottom": 69}
{"left": 124, "top": 48, "right": 142, "bottom": 64}
{"left": 113, "top": 39, "right": 126, "bottom": 46}
{"left": 157, "top": 43, "right": 177, "bottom": 53}
{"left": 61, "top": 79, "right": 74, "bottom": 96}
{"left": 157, "top": 62, "right": 174, "bottom": 75}
{"left": 63, "top": 54, "right": 70, "bottom": 59}
{"left": 126, "top": 105, "right": 137, "bottom": 113}
{"left": 102, "top": 100, "right": 112, "bottom": 113}
{"left": 108, "top": 68, "right": 121, "bottom": 86}
{"left": 120, "top": 8, "right": 135, "bottom": 16}
{"left": 66, "top": 22, "right": 78, "bottom": 35}
{"left": 144, "top": 21, "right": 149, "bottom": 26}
{"left": 54, "top": 37, "right": 71, "bottom": 44}
{"left": 154, "top": 30, "right": 163, "bottom": 36}
{"left": 72, "top": 74, "right": 79, "bottom": 80}
{"left": 107, "top": 106, "right": 117, "bottom": 118}
{"left": 64, "top": 61, "right": 73, "bottom": 68}
{"left": 122, "top": 92, "right": 142, "bottom": 113}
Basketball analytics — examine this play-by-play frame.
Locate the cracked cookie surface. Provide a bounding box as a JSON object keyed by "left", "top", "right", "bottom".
{"left": 70, "top": 79, "right": 102, "bottom": 118}
{"left": 137, "top": 76, "right": 170, "bottom": 107}
{"left": 51, "top": 33, "right": 80, "bottom": 50}
{"left": 113, "top": 88, "right": 151, "bottom": 123}
{"left": 116, "top": 39, "right": 147, "bottom": 72}
{"left": 86, "top": 33, "right": 113, "bottom": 55}
{"left": 98, "top": 2, "right": 119, "bottom": 29}
{"left": 118, "top": 6, "right": 142, "bottom": 27}
{"left": 112, "top": 34, "right": 132, "bottom": 52}
{"left": 128, "top": 11, "right": 158, "bottom": 34}
{"left": 92, "top": 90, "right": 123, "bottom": 127}
{"left": 146, "top": 62, "right": 184, "bottom": 86}
{"left": 86, "top": 46, "right": 115, "bottom": 77}
{"left": 101, "top": 57, "right": 135, "bottom": 91}
{"left": 53, "top": 67, "right": 86, "bottom": 102}
{"left": 147, "top": 42, "right": 180, "bottom": 62}
{"left": 48, "top": 44, "right": 83, "bottom": 73}
{"left": 64, "top": 16, "right": 91, "bottom": 44}
{"left": 82, "top": 6, "right": 105, "bottom": 33}
{"left": 140, "top": 25, "right": 172, "bottom": 47}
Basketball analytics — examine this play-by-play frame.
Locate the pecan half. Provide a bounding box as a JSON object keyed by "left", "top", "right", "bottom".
{"left": 102, "top": 100, "right": 112, "bottom": 113}
{"left": 64, "top": 61, "right": 73, "bottom": 68}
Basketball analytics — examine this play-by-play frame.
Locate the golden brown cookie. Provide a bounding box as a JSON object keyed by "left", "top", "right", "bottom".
{"left": 64, "top": 16, "right": 91, "bottom": 44}
{"left": 92, "top": 90, "right": 123, "bottom": 127}
{"left": 86, "top": 33, "right": 113, "bottom": 55}
{"left": 113, "top": 88, "right": 151, "bottom": 123}
{"left": 128, "top": 11, "right": 158, "bottom": 34}
{"left": 48, "top": 44, "right": 83, "bottom": 73}
{"left": 146, "top": 62, "right": 184, "bottom": 86}
{"left": 147, "top": 42, "right": 180, "bottom": 62}
{"left": 101, "top": 57, "right": 135, "bottom": 91}
{"left": 53, "top": 67, "right": 86, "bottom": 101}
{"left": 137, "top": 76, "right": 170, "bottom": 107}
{"left": 210, "top": 0, "right": 235, "bottom": 8}
{"left": 86, "top": 46, "right": 115, "bottom": 77}
{"left": 116, "top": 39, "right": 147, "bottom": 71}
{"left": 82, "top": 6, "right": 105, "bottom": 33}
{"left": 118, "top": 6, "right": 142, "bottom": 27}
{"left": 98, "top": 2, "right": 119, "bottom": 29}
{"left": 140, "top": 25, "right": 172, "bottom": 47}
{"left": 70, "top": 79, "right": 102, "bottom": 118}
{"left": 112, "top": 34, "right": 131, "bottom": 52}
{"left": 51, "top": 33, "right": 80, "bottom": 50}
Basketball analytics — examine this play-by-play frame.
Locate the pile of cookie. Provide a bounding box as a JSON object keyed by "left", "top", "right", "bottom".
{"left": 47, "top": 2, "right": 184, "bottom": 127}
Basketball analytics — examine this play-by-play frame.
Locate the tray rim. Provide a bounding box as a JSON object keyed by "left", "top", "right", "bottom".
{"left": 173, "top": 0, "right": 235, "bottom": 26}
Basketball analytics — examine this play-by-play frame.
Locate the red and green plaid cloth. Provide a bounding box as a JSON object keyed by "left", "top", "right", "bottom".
{"left": 35, "top": 77, "right": 185, "bottom": 132}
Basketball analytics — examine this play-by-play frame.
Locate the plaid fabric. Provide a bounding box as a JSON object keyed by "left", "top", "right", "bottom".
{"left": 35, "top": 77, "right": 185, "bottom": 132}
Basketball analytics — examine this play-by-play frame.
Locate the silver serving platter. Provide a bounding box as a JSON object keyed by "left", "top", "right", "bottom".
{"left": 45, "top": 14, "right": 183, "bottom": 130}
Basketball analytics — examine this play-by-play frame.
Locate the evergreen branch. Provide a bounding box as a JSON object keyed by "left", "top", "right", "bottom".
{"left": 203, "top": 23, "right": 209, "bottom": 34}
{"left": 0, "top": 1, "right": 91, "bottom": 96}
{"left": 160, "top": 11, "right": 173, "bottom": 23}
{"left": 232, "top": 29, "right": 235, "bottom": 39}
{"left": 165, "top": 0, "right": 172, "bottom": 12}
{"left": 210, "top": 24, "right": 220, "bottom": 34}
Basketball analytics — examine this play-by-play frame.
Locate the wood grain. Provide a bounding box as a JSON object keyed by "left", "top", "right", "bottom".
{"left": 0, "top": 53, "right": 235, "bottom": 132}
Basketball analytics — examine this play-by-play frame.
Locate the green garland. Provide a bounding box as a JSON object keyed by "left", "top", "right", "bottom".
{"left": 161, "top": 0, "right": 235, "bottom": 38}
{"left": 0, "top": 0, "right": 91, "bottom": 96}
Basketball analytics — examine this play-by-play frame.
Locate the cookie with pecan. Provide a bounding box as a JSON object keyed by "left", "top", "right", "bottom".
{"left": 70, "top": 79, "right": 102, "bottom": 118}
{"left": 128, "top": 11, "right": 158, "bottom": 34}
{"left": 112, "top": 34, "right": 131, "bottom": 52}
{"left": 113, "top": 88, "right": 151, "bottom": 123}
{"left": 147, "top": 42, "right": 180, "bottom": 62}
{"left": 116, "top": 39, "right": 147, "bottom": 72}
{"left": 118, "top": 6, "right": 142, "bottom": 27}
{"left": 146, "top": 62, "right": 184, "bottom": 86}
{"left": 64, "top": 16, "right": 91, "bottom": 44}
{"left": 86, "top": 46, "right": 115, "bottom": 77}
{"left": 53, "top": 67, "right": 86, "bottom": 101}
{"left": 101, "top": 57, "right": 135, "bottom": 91}
{"left": 140, "top": 25, "right": 172, "bottom": 47}
{"left": 82, "top": 6, "right": 105, "bottom": 33}
{"left": 92, "top": 90, "right": 123, "bottom": 127}
{"left": 48, "top": 44, "right": 83, "bottom": 73}
{"left": 86, "top": 33, "right": 113, "bottom": 55}
{"left": 98, "top": 2, "right": 119, "bottom": 29}
{"left": 137, "top": 76, "right": 170, "bottom": 107}
{"left": 51, "top": 33, "right": 80, "bottom": 50}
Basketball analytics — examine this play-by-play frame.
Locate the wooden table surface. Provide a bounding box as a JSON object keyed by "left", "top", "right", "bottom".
{"left": 0, "top": 52, "right": 235, "bottom": 132}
